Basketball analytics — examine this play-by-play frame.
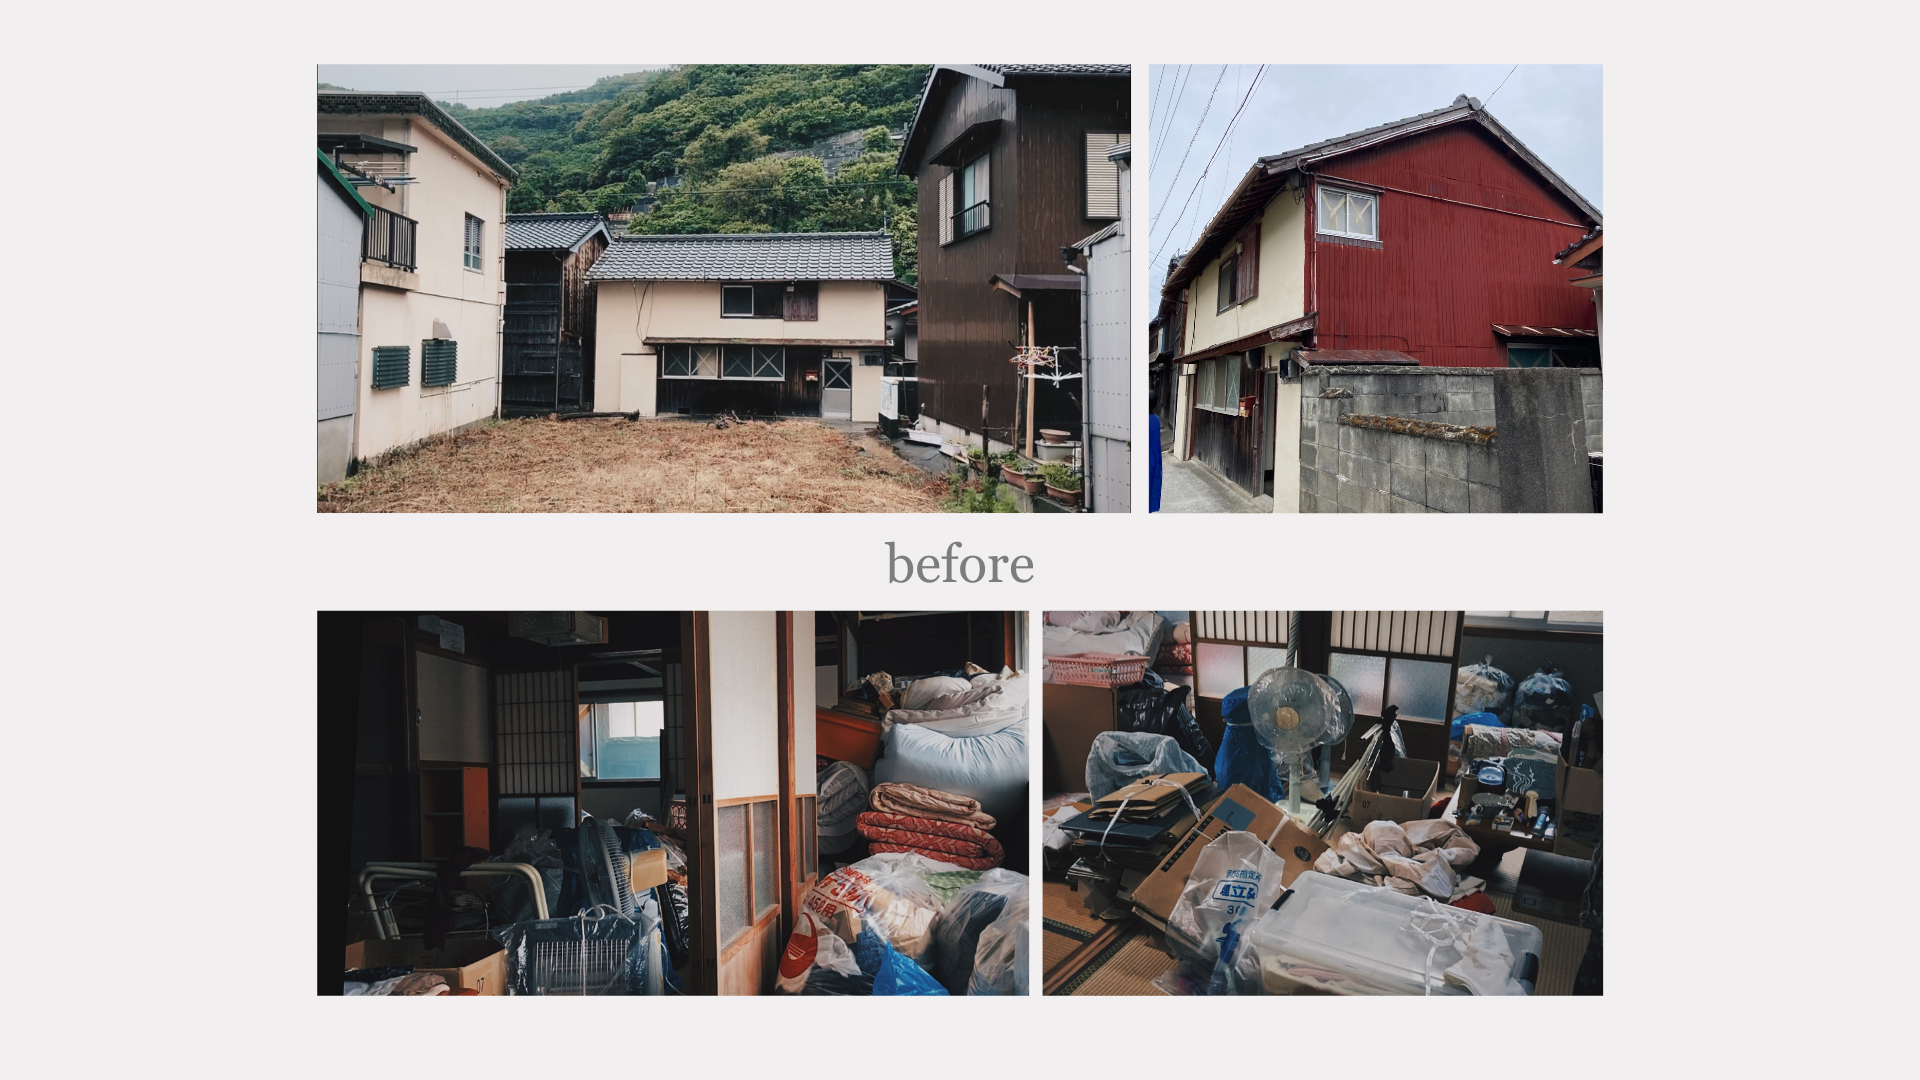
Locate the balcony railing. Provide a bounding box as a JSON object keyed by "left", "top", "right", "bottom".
{"left": 364, "top": 205, "right": 418, "bottom": 272}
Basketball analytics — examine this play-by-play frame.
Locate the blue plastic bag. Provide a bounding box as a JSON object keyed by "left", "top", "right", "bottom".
{"left": 1450, "top": 710, "right": 1504, "bottom": 741}
{"left": 872, "top": 937, "right": 949, "bottom": 996}
{"left": 1214, "top": 687, "right": 1283, "bottom": 802}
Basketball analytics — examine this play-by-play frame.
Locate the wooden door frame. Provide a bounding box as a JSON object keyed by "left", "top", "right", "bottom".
{"left": 681, "top": 611, "right": 718, "bottom": 996}
{"left": 775, "top": 612, "right": 799, "bottom": 939}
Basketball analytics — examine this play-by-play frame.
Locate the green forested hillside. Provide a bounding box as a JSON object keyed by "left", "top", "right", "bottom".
{"left": 423, "top": 65, "right": 930, "bottom": 279}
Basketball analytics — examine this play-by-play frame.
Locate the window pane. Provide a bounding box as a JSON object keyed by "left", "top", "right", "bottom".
{"left": 596, "top": 701, "right": 662, "bottom": 779}
{"left": 1247, "top": 647, "right": 1290, "bottom": 683}
{"left": 722, "top": 286, "right": 753, "bottom": 316}
{"left": 693, "top": 345, "right": 719, "bottom": 377}
{"left": 1352, "top": 194, "right": 1375, "bottom": 238}
{"left": 1196, "top": 642, "right": 1246, "bottom": 699}
{"left": 1319, "top": 188, "right": 1339, "bottom": 231}
{"left": 1328, "top": 652, "right": 1386, "bottom": 716}
{"left": 754, "top": 347, "right": 784, "bottom": 379}
{"left": 1225, "top": 356, "right": 1241, "bottom": 406}
{"left": 717, "top": 804, "right": 748, "bottom": 945}
{"left": 752, "top": 800, "right": 776, "bottom": 919}
{"left": 663, "top": 344, "right": 690, "bottom": 377}
{"left": 723, "top": 345, "right": 752, "bottom": 378}
{"left": 1386, "top": 658, "right": 1451, "bottom": 722}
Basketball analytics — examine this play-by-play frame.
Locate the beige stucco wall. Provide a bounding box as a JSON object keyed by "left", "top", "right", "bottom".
{"left": 322, "top": 112, "right": 509, "bottom": 460}
{"left": 1184, "top": 188, "right": 1308, "bottom": 355}
{"left": 1270, "top": 378, "right": 1302, "bottom": 513}
{"left": 1173, "top": 367, "right": 1195, "bottom": 461}
{"left": 594, "top": 279, "right": 887, "bottom": 418}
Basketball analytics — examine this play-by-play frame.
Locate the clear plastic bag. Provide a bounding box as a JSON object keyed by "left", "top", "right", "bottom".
{"left": 928, "top": 868, "right": 1027, "bottom": 994}
{"left": 489, "top": 827, "right": 564, "bottom": 926}
{"left": 1453, "top": 658, "right": 1513, "bottom": 718}
{"left": 774, "top": 852, "right": 954, "bottom": 995}
{"left": 1165, "top": 830, "right": 1291, "bottom": 994}
{"left": 968, "top": 891, "right": 1028, "bottom": 995}
{"left": 1085, "top": 730, "right": 1205, "bottom": 801}
{"left": 492, "top": 904, "right": 664, "bottom": 995}
{"left": 1512, "top": 668, "right": 1576, "bottom": 732}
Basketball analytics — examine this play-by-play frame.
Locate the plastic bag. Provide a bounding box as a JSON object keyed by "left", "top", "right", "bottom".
{"left": 1214, "top": 687, "right": 1284, "bottom": 802}
{"left": 492, "top": 905, "right": 663, "bottom": 995}
{"left": 1117, "top": 672, "right": 1212, "bottom": 767}
{"left": 775, "top": 852, "right": 954, "bottom": 995}
{"left": 817, "top": 759, "right": 872, "bottom": 855}
{"left": 1511, "top": 668, "right": 1576, "bottom": 732}
{"left": 1166, "top": 831, "right": 1291, "bottom": 994}
{"left": 968, "top": 891, "right": 1028, "bottom": 995}
{"left": 1454, "top": 658, "right": 1513, "bottom": 718}
{"left": 489, "top": 827, "right": 564, "bottom": 925}
{"left": 1085, "top": 731, "right": 1205, "bottom": 801}
{"left": 1450, "top": 711, "right": 1502, "bottom": 741}
{"left": 928, "top": 869, "right": 1026, "bottom": 994}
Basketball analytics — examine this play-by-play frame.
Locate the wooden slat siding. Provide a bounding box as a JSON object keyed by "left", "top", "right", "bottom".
{"left": 910, "top": 71, "right": 1129, "bottom": 439}
{"left": 1310, "top": 124, "right": 1596, "bottom": 366}
{"left": 1085, "top": 132, "right": 1121, "bottom": 218}
{"left": 938, "top": 173, "right": 954, "bottom": 246}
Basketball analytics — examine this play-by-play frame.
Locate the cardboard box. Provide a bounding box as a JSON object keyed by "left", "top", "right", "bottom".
{"left": 1554, "top": 740, "right": 1602, "bottom": 859}
{"left": 628, "top": 847, "right": 669, "bottom": 893}
{"left": 344, "top": 935, "right": 507, "bottom": 995}
{"left": 1130, "top": 784, "right": 1329, "bottom": 929}
{"left": 1347, "top": 757, "right": 1441, "bottom": 827}
{"left": 1455, "top": 767, "right": 1556, "bottom": 854}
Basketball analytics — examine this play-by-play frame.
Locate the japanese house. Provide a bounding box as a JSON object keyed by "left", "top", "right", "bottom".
{"left": 1555, "top": 227, "right": 1603, "bottom": 356}
{"left": 319, "top": 610, "right": 1028, "bottom": 996}
{"left": 317, "top": 92, "right": 516, "bottom": 474}
{"left": 1162, "top": 96, "right": 1601, "bottom": 500}
{"left": 586, "top": 232, "right": 898, "bottom": 421}
{"left": 895, "top": 64, "right": 1131, "bottom": 454}
{"left": 501, "top": 213, "right": 611, "bottom": 416}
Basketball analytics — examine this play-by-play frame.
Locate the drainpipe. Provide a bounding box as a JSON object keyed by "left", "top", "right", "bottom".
{"left": 1065, "top": 248, "right": 1088, "bottom": 513}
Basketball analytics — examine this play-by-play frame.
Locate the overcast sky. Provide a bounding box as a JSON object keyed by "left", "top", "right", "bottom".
{"left": 1146, "top": 64, "right": 1601, "bottom": 275}
{"left": 317, "top": 65, "right": 663, "bottom": 106}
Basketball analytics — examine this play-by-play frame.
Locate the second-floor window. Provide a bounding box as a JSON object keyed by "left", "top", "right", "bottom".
{"left": 1215, "top": 222, "right": 1261, "bottom": 312}
{"left": 940, "top": 152, "right": 990, "bottom": 245}
{"left": 722, "top": 283, "right": 817, "bottom": 319}
{"left": 1318, "top": 186, "right": 1378, "bottom": 242}
{"left": 462, "top": 214, "right": 483, "bottom": 271}
{"left": 1085, "top": 132, "right": 1127, "bottom": 219}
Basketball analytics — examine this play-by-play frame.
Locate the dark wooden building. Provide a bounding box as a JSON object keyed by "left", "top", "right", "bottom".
{"left": 896, "top": 64, "right": 1130, "bottom": 451}
{"left": 502, "top": 213, "right": 611, "bottom": 416}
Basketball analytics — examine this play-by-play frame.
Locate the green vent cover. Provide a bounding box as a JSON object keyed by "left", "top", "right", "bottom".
{"left": 422, "top": 339, "right": 458, "bottom": 387}
{"left": 371, "top": 345, "right": 410, "bottom": 390}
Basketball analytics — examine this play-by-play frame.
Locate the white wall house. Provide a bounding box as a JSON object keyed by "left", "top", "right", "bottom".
{"left": 587, "top": 232, "right": 896, "bottom": 422}
{"left": 317, "top": 92, "right": 516, "bottom": 474}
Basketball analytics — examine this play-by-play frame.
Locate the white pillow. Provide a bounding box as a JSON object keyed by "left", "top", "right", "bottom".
{"left": 900, "top": 675, "right": 972, "bottom": 710}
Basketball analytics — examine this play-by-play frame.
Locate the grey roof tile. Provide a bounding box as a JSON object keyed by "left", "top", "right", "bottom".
{"left": 586, "top": 231, "right": 895, "bottom": 281}
{"left": 505, "top": 213, "right": 610, "bottom": 252}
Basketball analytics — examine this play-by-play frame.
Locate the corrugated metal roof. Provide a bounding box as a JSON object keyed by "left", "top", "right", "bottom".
{"left": 317, "top": 92, "right": 517, "bottom": 181}
{"left": 585, "top": 231, "right": 895, "bottom": 281}
{"left": 318, "top": 149, "right": 374, "bottom": 218}
{"left": 1554, "top": 226, "right": 1602, "bottom": 264}
{"left": 978, "top": 64, "right": 1131, "bottom": 76}
{"left": 1489, "top": 325, "right": 1597, "bottom": 339}
{"left": 1071, "top": 222, "right": 1122, "bottom": 249}
{"left": 505, "top": 213, "right": 610, "bottom": 252}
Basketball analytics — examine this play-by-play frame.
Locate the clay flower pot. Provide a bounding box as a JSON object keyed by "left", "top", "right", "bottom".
{"left": 1039, "top": 428, "right": 1071, "bottom": 445}
{"left": 1045, "top": 483, "right": 1081, "bottom": 507}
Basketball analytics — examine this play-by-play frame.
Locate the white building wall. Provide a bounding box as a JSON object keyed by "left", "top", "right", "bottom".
{"left": 708, "top": 611, "right": 780, "bottom": 801}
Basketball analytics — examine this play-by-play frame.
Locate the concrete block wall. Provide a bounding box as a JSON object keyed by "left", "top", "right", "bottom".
{"left": 1293, "top": 366, "right": 1599, "bottom": 513}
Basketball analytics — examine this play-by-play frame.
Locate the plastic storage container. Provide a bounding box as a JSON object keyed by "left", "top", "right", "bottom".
{"left": 1047, "top": 652, "right": 1151, "bottom": 688}
{"left": 1248, "top": 872, "right": 1542, "bottom": 996}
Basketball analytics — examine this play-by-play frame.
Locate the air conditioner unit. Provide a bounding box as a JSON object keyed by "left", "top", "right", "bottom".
{"left": 509, "top": 612, "right": 608, "bottom": 647}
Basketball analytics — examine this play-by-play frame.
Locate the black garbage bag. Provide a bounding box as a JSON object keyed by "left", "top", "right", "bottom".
{"left": 1117, "top": 671, "right": 1212, "bottom": 767}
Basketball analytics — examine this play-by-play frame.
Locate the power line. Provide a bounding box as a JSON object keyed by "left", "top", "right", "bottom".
{"left": 1150, "top": 64, "right": 1268, "bottom": 273}
{"left": 1485, "top": 64, "right": 1520, "bottom": 105}
{"left": 1149, "top": 65, "right": 1226, "bottom": 223}
{"left": 1148, "top": 65, "right": 1193, "bottom": 178}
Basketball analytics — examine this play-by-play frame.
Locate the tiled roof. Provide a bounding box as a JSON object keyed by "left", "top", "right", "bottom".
{"left": 586, "top": 231, "right": 896, "bottom": 282}
{"left": 317, "top": 91, "right": 516, "bottom": 181}
{"left": 505, "top": 213, "right": 609, "bottom": 252}
{"left": 978, "top": 64, "right": 1131, "bottom": 76}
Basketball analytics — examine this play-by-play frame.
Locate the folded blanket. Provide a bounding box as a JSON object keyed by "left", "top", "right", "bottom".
{"left": 1156, "top": 643, "right": 1193, "bottom": 665}
{"left": 856, "top": 812, "right": 1005, "bottom": 870}
{"left": 869, "top": 781, "right": 997, "bottom": 830}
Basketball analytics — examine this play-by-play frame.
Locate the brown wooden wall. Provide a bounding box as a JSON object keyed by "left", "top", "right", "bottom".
{"left": 909, "top": 71, "right": 1130, "bottom": 440}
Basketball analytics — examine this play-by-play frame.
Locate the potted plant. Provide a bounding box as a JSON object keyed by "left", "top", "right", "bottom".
{"left": 995, "top": 452, "right": 1037, "bottom": 492}
{"left": 966, "top": 446, "right": 987, "bottom": 473}
{"left": 1040, "top": 463, "right": 1082, "bottom": 507}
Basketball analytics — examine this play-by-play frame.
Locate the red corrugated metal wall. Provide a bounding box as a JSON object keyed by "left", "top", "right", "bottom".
{"left": 1310, "top": 124, "right": 1596, "bottom": 367}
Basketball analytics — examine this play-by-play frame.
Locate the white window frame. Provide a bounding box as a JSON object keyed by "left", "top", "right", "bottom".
{"left": 1317, "top": 185, "right": 1379, "bottom": 242}
{"left": 462, "top": 213, "right": 484, "bottom": 272}
{"left": 720, "top": 345, "right": 785, "bottom": 381}
{"left": 720, "top": 284, "right": 756, "bottom": 318}
{"left": 661, "top": 343, "right": 721, "bottom": 379}
{"left": 1464, "top": 612, "right": 1604, "bottom": 632}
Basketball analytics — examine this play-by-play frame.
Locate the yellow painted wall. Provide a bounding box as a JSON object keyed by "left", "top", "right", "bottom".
{"left": 595, "top": 279, "right": 887, "bottom": 418}
{"left": 322, "top": 112, "right": 510, "bottom": 460}
{"left": 1183, "top": 188, "right": 1308, "bottom": 355}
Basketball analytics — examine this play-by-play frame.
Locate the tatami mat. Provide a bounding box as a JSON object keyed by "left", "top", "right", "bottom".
{"left": 1063, "top": 929, "right": 1173, "bottom": 996}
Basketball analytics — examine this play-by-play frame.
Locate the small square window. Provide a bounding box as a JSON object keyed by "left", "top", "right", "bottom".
{"left": 721, "top": 285, "right": 755, "bottom": 317}
{"left": 1317, "top": 187, "right": 1379, "bottom": 241}
{"left": 463, "top": 214, "right": 483, "bottom": 271}
{"left": 663, "top": 343, "right": 694, "bottom": 377}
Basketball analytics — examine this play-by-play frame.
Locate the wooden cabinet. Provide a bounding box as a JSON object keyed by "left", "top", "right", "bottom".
{"left": 420, "top": 766, "right": 489, "bottom": 859}
{"left": 1041, "top": 683, "right": 1121, "bottom": 795}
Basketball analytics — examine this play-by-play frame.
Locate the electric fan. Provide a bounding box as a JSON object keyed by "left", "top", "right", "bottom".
{"left": 1316, "top": 674, "right": 1355, "bottom": 794}
{"left": 1247, "top": 666, "right": 1340, "bottom": 819}
{"left": 576, "top": 816, "right": 637, "bottom": 916}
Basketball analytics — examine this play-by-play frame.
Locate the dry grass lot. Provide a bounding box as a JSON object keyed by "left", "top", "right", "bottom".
{"left": 318, "top": 417, "right": 950, "bottom": 513}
